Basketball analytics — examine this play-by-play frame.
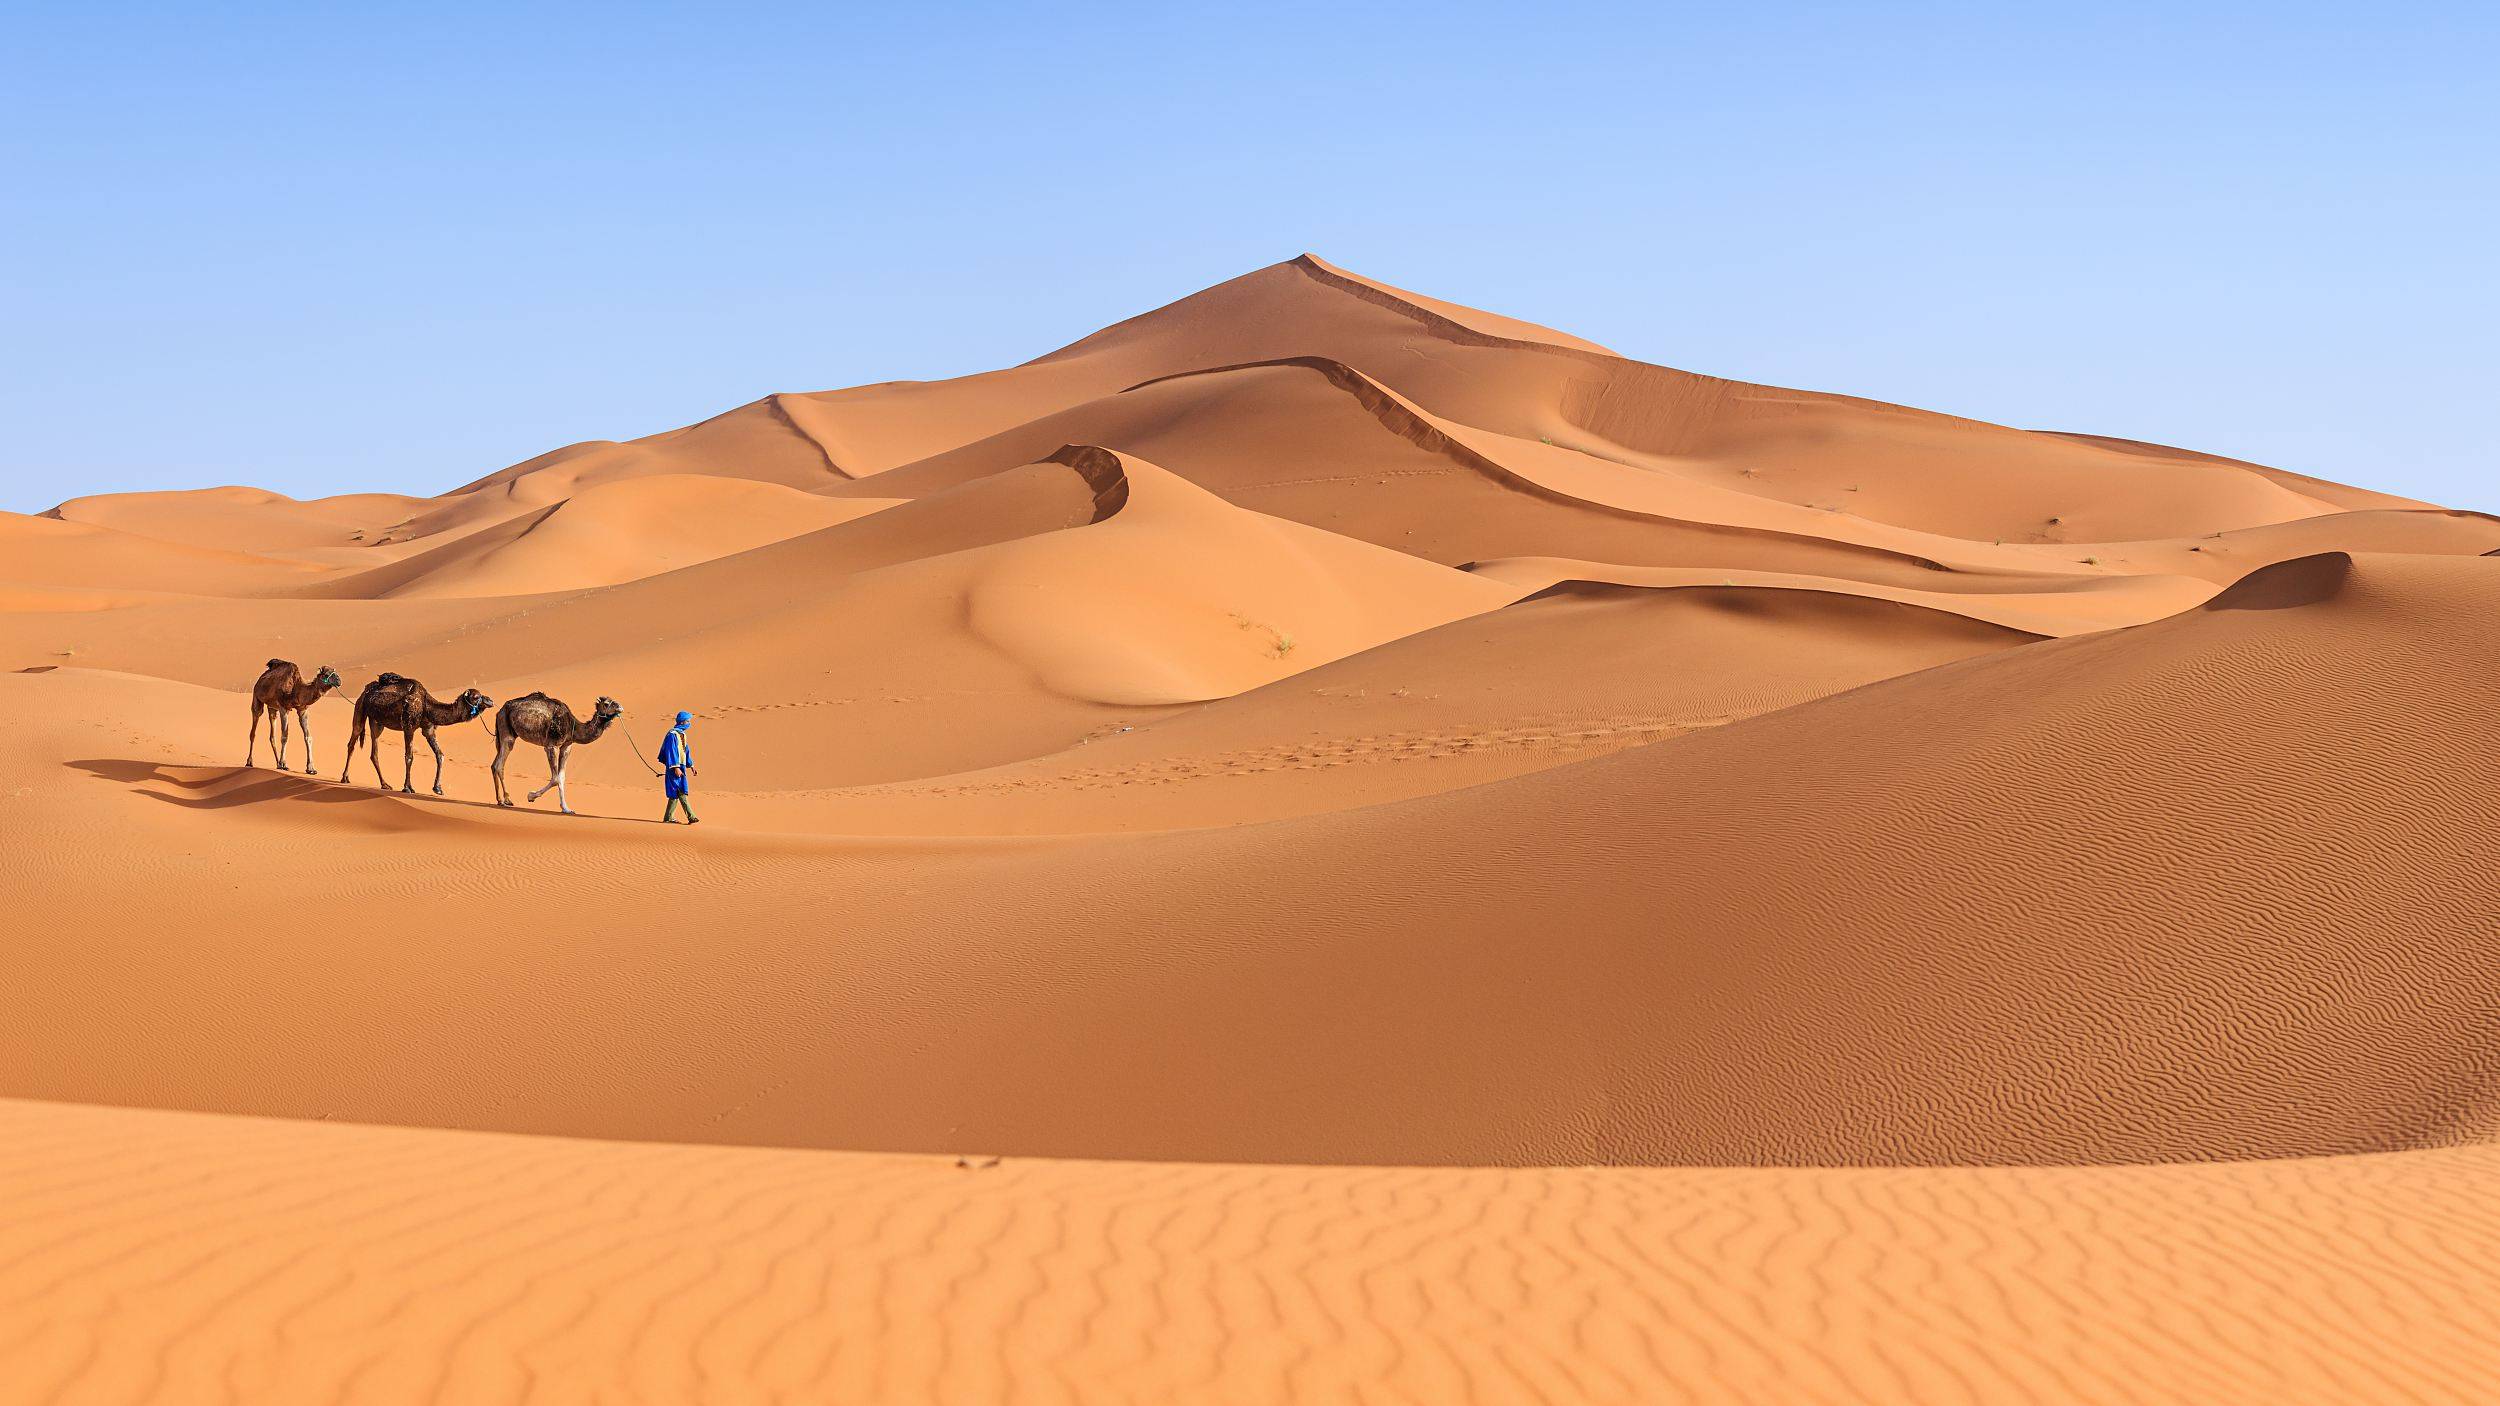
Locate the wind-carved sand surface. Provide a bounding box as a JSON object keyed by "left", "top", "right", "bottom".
{"left": 5, "top": 256, "right": 2500, "bottom": 1402}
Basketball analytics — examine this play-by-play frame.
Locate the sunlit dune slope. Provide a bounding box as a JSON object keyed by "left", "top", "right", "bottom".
{"left": 961, "top": 446, "right": 1513, "bottom": 705}
{"left": 46, "top": 484, "right": 422, "bottom": 554}
{"left": 334, "top": 475, "right": 904, "bottom": 600}
{"left": 1, "top": 511, "right": 329, "bottom": 595}
{"left": 740, "top": 583, "right": 2039, "bottom": 834}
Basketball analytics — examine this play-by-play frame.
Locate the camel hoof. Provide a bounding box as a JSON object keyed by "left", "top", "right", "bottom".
{"left": 432, "top": 787, "right": 444, "bottom": 796}
{"left": 302, "top": 766, "right": 316, "bottom": 776}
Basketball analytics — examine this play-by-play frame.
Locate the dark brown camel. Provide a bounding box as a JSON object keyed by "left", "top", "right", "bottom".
{"left": 341, "top": 672, "right": 494, "bottom": 795}
{"left": 491, "top": 692, "right": 623, "bottom": 814}
{"left": 245, "top": 659, "right": 343, "bottom": 774}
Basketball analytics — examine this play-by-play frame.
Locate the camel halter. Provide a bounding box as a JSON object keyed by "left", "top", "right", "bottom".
{"left": 617, "top": 718, "right": 667, "bottom": 778}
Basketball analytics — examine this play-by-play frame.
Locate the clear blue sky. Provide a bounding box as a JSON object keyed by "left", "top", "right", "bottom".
{"left": 5, "top": 2, "right": 2492, "bottom": 512}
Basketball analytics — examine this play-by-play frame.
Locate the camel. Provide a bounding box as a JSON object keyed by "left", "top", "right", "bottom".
{"left": 341, "top": 672, "right": 494, "bottom": 795}
{"left": 492, "top": 692, "right": 623, "bottom": 815}
{"left": 245, "top": 659, "right": 343, "bottom": 774}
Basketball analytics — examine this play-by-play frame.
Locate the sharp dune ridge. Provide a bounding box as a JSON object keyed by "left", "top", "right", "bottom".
{"left": 1121, "top": 353, "right": 1956, "bottom": 578}
{"left": 6, "top": 256, "right": 2500, "bottom": 1401}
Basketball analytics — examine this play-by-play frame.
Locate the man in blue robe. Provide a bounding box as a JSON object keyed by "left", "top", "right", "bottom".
{"left": 659, "top": 710, "right": 699, "bottom": 824}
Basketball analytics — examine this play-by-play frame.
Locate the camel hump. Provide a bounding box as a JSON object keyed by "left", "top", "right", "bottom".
{"left": 521, "top": 690, "right": 549, "bottom": 701}
{"left": 266, "top": 658, "right": 289, "bottom": 670}
{"left": 376, "top": 672, "right": 406, "bottom": 685}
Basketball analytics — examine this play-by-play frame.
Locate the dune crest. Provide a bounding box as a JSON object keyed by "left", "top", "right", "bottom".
{"left": 370, "top": 474, "right": 904, "bottom": 599}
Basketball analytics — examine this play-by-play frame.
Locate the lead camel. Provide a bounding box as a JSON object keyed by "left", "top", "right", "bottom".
{"left": 245, "top": 658, "right": 344, "bottom": 774}
{"left": 341, "top": 673, "right": 494, "bottom": 795}
{"left": 491, "top": 692, "right": 623, "bottom": 815}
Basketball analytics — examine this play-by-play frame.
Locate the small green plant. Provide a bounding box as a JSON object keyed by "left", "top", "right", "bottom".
{"left": 1232, "top": 612, "right": 1294, "bottom": 657}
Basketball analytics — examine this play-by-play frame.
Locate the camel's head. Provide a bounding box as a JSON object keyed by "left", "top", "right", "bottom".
{"left": 313, "top": 666, "right": 342, "bottom": 692}
{"left": 593, "top": 696, "right": 623, "bottom": 722}
{"left": 458, "top": 689, "right": 494, "bottom": 720}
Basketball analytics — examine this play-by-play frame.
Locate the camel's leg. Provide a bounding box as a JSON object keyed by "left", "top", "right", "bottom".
{"left": 425, "top": 726, "right": 446, "bottom": 796}
{"left": 528, "top": 743, "right": 558, "bottom": 804}
{"left": 297, "top": 709, "right": 317, "bottom": 775}
{"left": 492, "top": 732, "right": 515, "bottom": 807}
{"left": 401, "top": 725, "right": 417, "bottom": 793}
{"left": 272, "top": 709, "right": 290, "bottom": 771}
{"left": 366, "top": 725, "right": 389, "bottom": 789}
{"left": 245, "top": 703, "right": 262, "bottom": 768}
{"left": 555, "top": 744, "right": 574, "bottom": 815}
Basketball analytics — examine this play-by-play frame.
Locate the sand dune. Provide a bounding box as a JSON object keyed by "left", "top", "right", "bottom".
{"left": 430, "top": 256, "right": 2345, "bottom": 566}
{"left": 2084, "top": 505, "right": 2500, "bottom": 582}
{"left": 847, "top": 355, "right": 2031, "bottom": 587}
{"left": 1465, "top": 556, "right": 2221, "bottom": 635}
{"left": 961, "top": 447, "right": 1514, "bottom": 705}
{"left": 736, "top": 584, "right": 2039, "bottom": 835}
{"left": 45, "top": 484, "right": 421, "bottom": 554}
{"left": 0, "top": 511, "right": 330, "bottom": 595}
{"left": 7, "top": 256, "right": 2498, "bottom": 1400}
{"left": 363, "top": 475, "right": 903, "bottom": 599}
{"left": 9, "top": 555, "right": 2499, "bottom": 1168}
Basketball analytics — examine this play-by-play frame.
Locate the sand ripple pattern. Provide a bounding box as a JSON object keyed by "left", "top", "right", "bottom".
{"left": 7, "top": 1100, "right": 2500, "bottom": 1406}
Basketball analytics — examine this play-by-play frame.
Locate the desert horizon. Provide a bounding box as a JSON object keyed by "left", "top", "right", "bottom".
{"left": 7, "top": 240, "right": 2500, "bottom": 1400}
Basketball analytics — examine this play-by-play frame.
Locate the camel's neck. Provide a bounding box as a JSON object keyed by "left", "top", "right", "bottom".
{"left": 422, "top": 696, "right": 474, "bottom": 725}
{"left": 573, "top": 713, "right": 617, "bottom": 745}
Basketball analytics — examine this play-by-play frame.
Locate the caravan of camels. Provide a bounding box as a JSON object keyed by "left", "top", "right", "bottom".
{"left": 248, "top": 658, "right": 620, "bottom": 813}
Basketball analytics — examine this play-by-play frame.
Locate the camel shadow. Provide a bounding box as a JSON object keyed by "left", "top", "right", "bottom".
{"left": 67, "top": 758, "right": 666, "bottom": 823}
{"left": 70, "top": 759, "right": 398, "bottom": 811}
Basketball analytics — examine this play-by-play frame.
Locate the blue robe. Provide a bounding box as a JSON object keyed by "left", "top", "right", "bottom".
{"left": 658, "top": 727, "right": 693, "bottom": 797}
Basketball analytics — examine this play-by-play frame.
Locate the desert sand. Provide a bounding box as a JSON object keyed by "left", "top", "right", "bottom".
{"left": 5, "top": 256, "right": 2499, "bottom": 1402}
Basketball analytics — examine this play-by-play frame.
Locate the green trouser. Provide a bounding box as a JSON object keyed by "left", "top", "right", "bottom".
{"left": 663, "top": 795, "right": 699, "bottom": 823}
